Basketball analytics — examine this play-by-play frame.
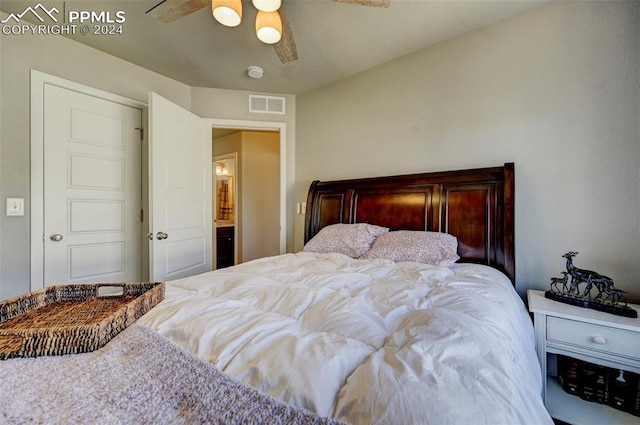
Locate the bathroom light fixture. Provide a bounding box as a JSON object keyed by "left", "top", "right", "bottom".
{"left": 255, "top": 10, "right": 282, "bottom": 44}
{"left": 216, "top": 162, "right": 229, "bottom": 176}
{"left": 212, "top": 0, "right": 242, "bottom": 27}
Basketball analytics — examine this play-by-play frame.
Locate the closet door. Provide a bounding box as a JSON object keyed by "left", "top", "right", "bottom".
{"left": 43, "top": 83, "right": 142, "bottom": 286}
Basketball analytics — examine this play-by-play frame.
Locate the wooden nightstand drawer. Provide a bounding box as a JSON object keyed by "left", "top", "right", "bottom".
{"left": 547, "top": 316, "right": 640, "bottom": 360}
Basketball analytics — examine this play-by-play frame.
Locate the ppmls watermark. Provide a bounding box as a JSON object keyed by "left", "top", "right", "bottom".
{"left": 1, "top": 2, "right": 126, "bottom": 36}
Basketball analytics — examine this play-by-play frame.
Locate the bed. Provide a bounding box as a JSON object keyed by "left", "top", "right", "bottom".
{"left": 2, "top": 163, "right": 552, "bottom": 424}
{"left": 137, "top": 162, "right": 551, "bottom": 424}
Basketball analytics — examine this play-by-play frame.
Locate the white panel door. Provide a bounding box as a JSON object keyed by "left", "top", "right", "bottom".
{"left": 44, "top": 84, "right": 142, "bottom": 285}
{"left": 149, "top": 92, "right": 212, "bottom": 281}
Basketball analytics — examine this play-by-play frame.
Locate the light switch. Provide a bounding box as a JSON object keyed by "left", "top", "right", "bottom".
{"left": 301, "top": 202, "right": 307, "bottom": 214}
{"left": 6, "top": 198, "right": 25, "bottom": 216}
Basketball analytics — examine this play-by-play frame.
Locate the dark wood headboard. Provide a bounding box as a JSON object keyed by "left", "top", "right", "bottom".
{"left": 305, "top": 163, "right": 515, "bottom": 285}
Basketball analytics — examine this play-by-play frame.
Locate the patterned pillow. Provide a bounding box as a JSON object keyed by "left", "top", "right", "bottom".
{"left": 360, "top": 230, "right": 460, "bottom": 266}
{"left": 303, "top": 223, "right": 389, "bottom": 258}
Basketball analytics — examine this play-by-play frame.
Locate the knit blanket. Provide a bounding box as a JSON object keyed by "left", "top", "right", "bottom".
{"left": 0, "top": 325, "right": 344, "bottom": 425}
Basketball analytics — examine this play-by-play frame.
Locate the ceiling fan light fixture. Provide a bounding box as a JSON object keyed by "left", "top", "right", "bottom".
{"left": 212, "top": 0, "right": 242, "bottom": 27}
{"left": 255, "top": 11, "right": 282, "bottom": 45}
{"left": 252, "top": 0, "right": 281, "bottom": 13}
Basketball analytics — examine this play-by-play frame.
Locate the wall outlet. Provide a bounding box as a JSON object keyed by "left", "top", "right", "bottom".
{"left": 6, "top": 198, "right": 25, "bottom": 216}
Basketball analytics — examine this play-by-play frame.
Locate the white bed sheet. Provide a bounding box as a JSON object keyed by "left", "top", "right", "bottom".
{"left": 138, "top": 252, "right": 552, "bottom": 425}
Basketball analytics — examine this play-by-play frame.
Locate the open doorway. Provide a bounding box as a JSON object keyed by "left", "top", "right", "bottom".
{"left": 212, "top": 128, "right": 281, "bottom": 269}
{"left": 214, "top": 153, "right": 237, "bottom": 268}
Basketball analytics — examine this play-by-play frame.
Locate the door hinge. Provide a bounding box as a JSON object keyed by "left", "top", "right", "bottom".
{"left": 140, "top": 209, "right": 144, "bottom": 222}
{"left": 135, "top": 127, "right": 144, "bottom": 140}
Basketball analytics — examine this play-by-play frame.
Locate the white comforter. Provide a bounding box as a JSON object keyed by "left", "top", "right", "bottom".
{"left": 139, "top": 252, "right": 552, "bottom": 425}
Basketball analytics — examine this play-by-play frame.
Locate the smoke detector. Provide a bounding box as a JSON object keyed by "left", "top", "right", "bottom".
{"left": 248, "top": 66, "right": 264, "bottom": 79}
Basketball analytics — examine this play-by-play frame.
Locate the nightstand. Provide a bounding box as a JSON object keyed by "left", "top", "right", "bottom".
{"left": 528, "top": 290, "right": 640, "bottom": 425}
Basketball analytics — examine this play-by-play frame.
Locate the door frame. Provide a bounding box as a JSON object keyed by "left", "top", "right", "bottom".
{"left": 209, "top": 118, "right": 287, "bottom": 256}
{"left": 30, "top": 70, "right": 147, "bottom": 291}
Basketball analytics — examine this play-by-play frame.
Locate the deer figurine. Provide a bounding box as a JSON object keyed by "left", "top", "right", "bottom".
{"left": 563, "top": 251, "right": 614, "bottom": 298}
{"left": 550, "top": 271, "right": 570, "bottom": 293}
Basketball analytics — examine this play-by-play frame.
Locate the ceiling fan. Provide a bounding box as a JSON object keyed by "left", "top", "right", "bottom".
{"left": 147, "top": 0, "right": 390, "bottom": 64}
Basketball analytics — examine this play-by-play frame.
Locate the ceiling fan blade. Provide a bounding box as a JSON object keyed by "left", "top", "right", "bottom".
{"left": 332, "top": 0, "right": 390, "bottom": 7}
{"left": 147, "top": 0, "right": 210, "bottom": 23}
{"left": 273, "top": 8, "right": 298, "bottom": 63}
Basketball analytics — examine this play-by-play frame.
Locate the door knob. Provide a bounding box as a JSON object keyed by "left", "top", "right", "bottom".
{"left": 156, "top": 231, "right": 168, "bottom": 240}
{"left": 50, "top": 233, "right": 64, "bottom": 242}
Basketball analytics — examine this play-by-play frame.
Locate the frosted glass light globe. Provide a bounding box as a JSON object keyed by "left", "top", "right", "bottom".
{"left": 255, "top": 11, "right": 282, "bottom": 44}
{"left": 212, "top": 0, "right": 242, "bottom": 27}
{"left": 252, "top": 0, "right": 281, "bottom": 13}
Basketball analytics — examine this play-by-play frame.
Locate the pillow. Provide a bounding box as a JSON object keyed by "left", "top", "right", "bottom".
{"left": 302, "top": 223, "right": 389, "bottom": 258}
{"left": 360, "top": 230, "right": 460, "bottom": 266}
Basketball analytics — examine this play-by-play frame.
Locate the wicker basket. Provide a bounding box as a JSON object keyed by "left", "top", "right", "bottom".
{"left": 0, "top": 282, "right": 164, "bottom": 360}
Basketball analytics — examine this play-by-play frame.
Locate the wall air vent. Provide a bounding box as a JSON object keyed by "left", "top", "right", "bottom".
{"left": 249, "top": 94, "right": 285, "bottom": 115}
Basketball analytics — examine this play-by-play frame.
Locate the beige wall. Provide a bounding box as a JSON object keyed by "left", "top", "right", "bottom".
{"left": 240, "top": 132, "right": 280, "bottom": 262}
{"left": 295, "top": 1, "right": 640, "bottom": 301}
{"left": 0, "top": 16, "right": 191, "bottom": 300}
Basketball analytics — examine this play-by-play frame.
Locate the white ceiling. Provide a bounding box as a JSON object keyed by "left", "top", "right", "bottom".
{"left": 1, "top": 0, "right": 549, "bottom": 94}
